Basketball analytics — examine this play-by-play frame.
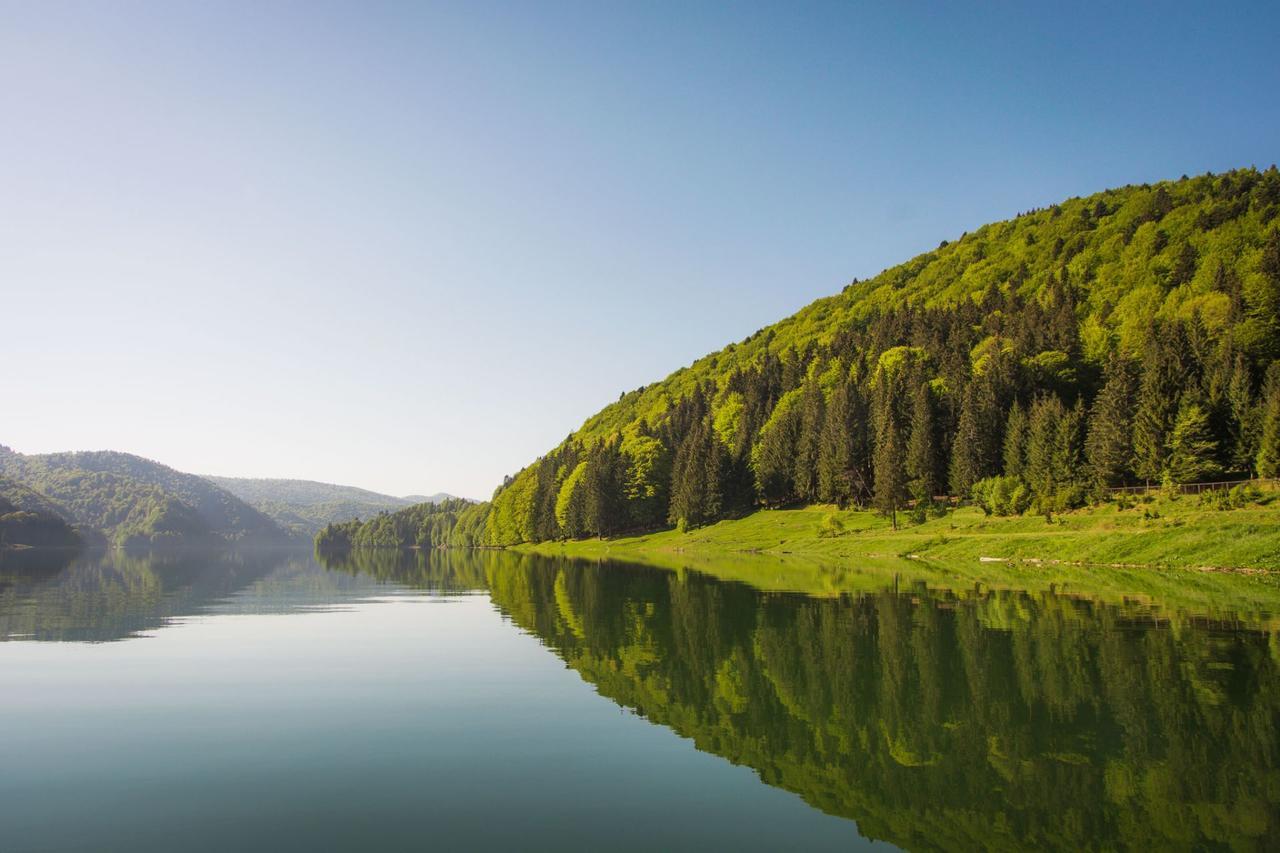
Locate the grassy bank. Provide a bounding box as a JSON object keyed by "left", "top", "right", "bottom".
{"left": 521, "top": 488, "right": 1280, "bottom": 570}
{"left": 515, "top": 487, "right": 1280, "bottom": 623}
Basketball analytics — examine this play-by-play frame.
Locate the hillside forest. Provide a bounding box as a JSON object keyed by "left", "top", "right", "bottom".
{"left": 320, "top": 168, "right": 1280, "bottom": 550}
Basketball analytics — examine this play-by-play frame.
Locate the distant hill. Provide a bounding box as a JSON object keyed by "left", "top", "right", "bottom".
{"left": 0, "top": 476, "right": 81, "bottom": 549}
{"left": 0, "top": 447, "right": 289, "bottom": 547}
{"left": 205, "top": 477, "right": 461, "bottom": 536}
{"left": 402, "top": 493, "right": 464, "bottom": 504}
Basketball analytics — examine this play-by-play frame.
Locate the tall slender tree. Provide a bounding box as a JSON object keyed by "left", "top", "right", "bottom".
{"left": 1166, "top": 394, "right": 1221, "bottom": 484}
{"left": 906, "top": 380, "right": 939, "bottom": 502}
{"left": 1254, "top": 364, "right": 1280, "bottom": 477}
{"left": 1085, "top": 358, "right": 1138, "bottom": 492}
{"left": 1002, "top": 400, "right": 1028, "bottom": 480}
{"left": 1133, "top": 324, "right": 1186, "bottom": 484}
{"left": 794, "top": 376, "right": 826, "bottom": 502}
{"left": 873, "top": 412, "right": 906, "bottom": 529}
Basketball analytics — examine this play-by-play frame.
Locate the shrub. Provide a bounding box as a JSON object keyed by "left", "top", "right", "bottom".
{"left": 971, "top": 476, "right": 1030, "bottom": 516}
{"left": 817, "top": 512, "right": 846, "bottom": 538}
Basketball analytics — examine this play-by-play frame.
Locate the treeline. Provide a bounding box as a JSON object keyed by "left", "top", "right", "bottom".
{"left": 314, "top": 497, "right": 478, "bottom": 550}
{"left": 324, "top": 168, "right": 1280, "bottom": 549}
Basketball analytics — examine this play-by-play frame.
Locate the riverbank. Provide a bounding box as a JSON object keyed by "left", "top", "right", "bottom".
{"left": 518, "top": 487, "right": 1280, "bottom": 570}
{"left": 514, "top": 490, "right": 1280, "bottom": 623}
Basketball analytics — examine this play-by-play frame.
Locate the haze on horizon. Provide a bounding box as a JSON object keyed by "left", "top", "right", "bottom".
{"left": 3, "top": 1, "right": 1277, "bottom": 499}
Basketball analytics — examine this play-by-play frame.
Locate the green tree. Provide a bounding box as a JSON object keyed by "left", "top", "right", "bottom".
{"left": 949, "top": 377, "right": 1000, "bottom": 497}
{"left": 1132, "top": 325, "right": 1185, "bottom": 484}
{"left": 1025, "top": 394, "right": 1063, "bottom": 502}
{"left": 751, "top": 390, "right": 803, "bottom": 505}
{"left": 1002, "top": 400, "right": 1028, "bottom": 480}
{"left": 873, "top": 410, "right": 907, "bottom": 529}
{"left": 906, "top": 381, "right": 939, "bottom": 502}
{"left": 1085, "top": 358, "right": 1138, "bottom": 491}
{"left": 1255, "top": 364, "right": 1280, "bottom": 477}
{"left": 555, "top": 461, "right": 588, "bottom": 538}
{"left": 794, "top": 377, "right": 826, "bottom": 502}
{"left": 1225, "top": 354, "right": 1257, "bottom": 474}
{"left": 1166, "top": 396, "right": 1221, "bottom": 483}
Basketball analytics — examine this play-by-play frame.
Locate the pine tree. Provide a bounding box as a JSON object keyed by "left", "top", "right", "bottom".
{"left": 700, "top": 426, "right": 726, "bottom": 522}
{"left": 1241, "top": 228, "right": 1280, "bottom": 360}
{"left": 873, "top": 411, "right": 906, "bottom": 529}
{"left": 752, "top": 391, "right": 802, "bottom": 506}
{"left": 668, "top": 425, "right": 702, "bottom": 530}
{"left": 1226, "top": 354, "right": 1257, "bottom": 473}
{"left": 949, "top": 377, "right": 1000, "bottom": 496}
{"left": 1025, "top": 394, "right": 1064, "bottom": 502}
{"left": 817, "top": 380, "right": 854, "bottom": 506}
{"left": 1054, "top": 398, "right": 1086, "bottom": 496}
{"left": 1255, "top": 364, "right": 1280, "bottom": 477}
{"left": 555, "top": 461, "right": 588, "bottom": 539}
{"left": 533, "top": 454, "right": 562, "bottom": 541}
{"left": 1166, "top": 395, "right": 1221, "bottom": 483}
{"left": 1002, "top": 400, "right": 1028, "bottom": 480}
{"left": 794, "top": 377, "right": 825, "bottom": 502}
{"left": 905, "top": 381, "right": 938, "bottom": 502}
{"left": 949, "top": 390, "right": 982, "bottom": 498}
{"left": 1133, "top": 325, "right": 1185, "bottom": 484}
{"left": 1085, "top": 358, "right": 1138, "bottom": 492}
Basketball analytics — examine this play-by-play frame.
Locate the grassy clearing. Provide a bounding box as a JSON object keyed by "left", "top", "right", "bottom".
{"left": 515, "top": 485, "right": 1280, "bottom": 623}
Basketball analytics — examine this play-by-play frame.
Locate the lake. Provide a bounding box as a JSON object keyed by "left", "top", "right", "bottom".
{"left": 1, "top": 547, "right": 1276, "bottom": 851}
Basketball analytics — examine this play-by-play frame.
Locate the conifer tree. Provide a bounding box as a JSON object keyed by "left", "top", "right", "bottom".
{"left": 1226, "top": 354, "right": 1257, "bottom": 473}
{"left": 1054, "top": 398, "right": 1086, "bottom": 496}
{"left": 949, "top": 377, "right": 1000, "bottom": 496}
{"left": 1002, "top": 400, "right": 1028, "bottom": 480}
{"left": 1254, "top": 364, "right": 1280, "bottom": 477}
{"left": 949, "top": 391, "right": 982, "bottom": 498}
{"left": 1025, "top": 394, "right": 1064, "bottom": 502}
{"left": 905, "top": 381, "right": 939, "bottom": 502}
{"left": 533, "top": 455, "right": 562, "bottom": 541}
{"left": 752, "top": 390, "right": 802, "bottom": 505}
{"left": 700, "top": 425, "right": 726, "bottom": 522}
{"left": 1242, "top": 228, "right": 1280, "bottom": 360}
{"left": 555, "top": 461, "right": 588, "bottom": 539}
{"left": 794, "top": 377, "right": 825, "bottom": 502}
{"left": 1085, "top": 358, "right": 1137, "bottom": 492}
{"left": 667, "top": 426, "right": 698, "bottom": 530}
{"left": 817, "top": 380, "right": 854, "bottom": 506}
{"left": 1166, "top": 395, "right": 1221, "bottom": 484}
{"left": 1133, "top": 325, "right": 1185, "bottom": 484}
{"left": 873, "top": 412, "right": 906, "bottom": 529}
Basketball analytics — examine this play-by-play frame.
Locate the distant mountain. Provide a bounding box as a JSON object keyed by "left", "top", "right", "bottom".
{"left": 0, "top": 447, "right": 289, "bottom": 548}
{"left": 0, "top": 476, "right": 81, "bottom": 549}
{"left": 401, "top": 493, "right": 464, "bottom": 504}
{"left": 205, "top": 477, "right": 460, "bottom": 537}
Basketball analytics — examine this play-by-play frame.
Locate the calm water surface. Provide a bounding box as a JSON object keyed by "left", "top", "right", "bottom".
{"left": 1, "top": 547, "right": 1276, "bottom": 851}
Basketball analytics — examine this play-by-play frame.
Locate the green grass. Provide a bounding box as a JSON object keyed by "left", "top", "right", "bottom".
{"left": 515, "top": 486, "right": 1280, "bottom": 626}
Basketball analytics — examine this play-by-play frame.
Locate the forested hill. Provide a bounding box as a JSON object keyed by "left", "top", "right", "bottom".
{"left": 206, "top": 476, "right": 433, "bottom": 536}
{"left": 328, "top": 168, "right": 1280, "bottom": 550}
{"left": 0, "top": 447, "right": 290, "bottom": 547}
{"left": 0, "top": 476, "right": 81, "bottom": 548}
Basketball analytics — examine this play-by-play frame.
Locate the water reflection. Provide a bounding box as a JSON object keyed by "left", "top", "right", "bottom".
{"left": 481, "top": 554, "right": 1279, "bottom": 851}
{"left": 0, "top": 547, "right": 487, "bottom": 642}
{"left": 3, "top": 546, "right": 1277, "bottom": 849}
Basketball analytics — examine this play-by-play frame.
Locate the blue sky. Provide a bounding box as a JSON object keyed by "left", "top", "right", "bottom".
{"left": 3, "top": 1, "right": 1277, "bottom": 498}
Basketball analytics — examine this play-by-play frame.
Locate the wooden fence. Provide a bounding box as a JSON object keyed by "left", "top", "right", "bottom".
{"left": 1106, "top": 477, "right": 1279, "bottom": 496}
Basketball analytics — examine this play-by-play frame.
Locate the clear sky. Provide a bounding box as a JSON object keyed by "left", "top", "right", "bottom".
{"left": 3, "top": 2, "right": 1277, "bottom": 499}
